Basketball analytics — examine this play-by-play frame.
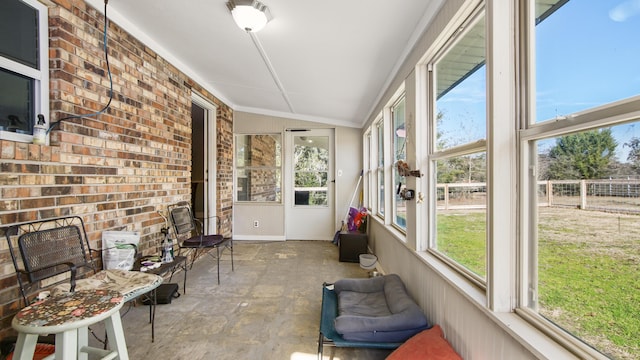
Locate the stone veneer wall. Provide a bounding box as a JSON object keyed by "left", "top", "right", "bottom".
{"left": 0, "top": 0, "right": 233, "bottom": 337}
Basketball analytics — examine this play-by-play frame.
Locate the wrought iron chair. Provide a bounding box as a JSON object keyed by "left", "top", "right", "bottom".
{"left": 168, "top": 202, "right": 234, "bottom": 284}
{"left": 4, "top": 216, "right": 163, "bottom": 340}
{"left": 4, "top": 215, "right": 162, "bottom": 305}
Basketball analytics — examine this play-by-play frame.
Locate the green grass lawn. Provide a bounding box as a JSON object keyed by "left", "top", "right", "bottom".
{"left": 437, "top": 211, "right": 486, "bottom": 277}
{"left": 436, "top": 208, "right": 640, "bottom": 359}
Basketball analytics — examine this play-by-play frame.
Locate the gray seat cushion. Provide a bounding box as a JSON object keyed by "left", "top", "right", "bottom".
{"left": 334, "top": 274, "right": 430, "bottom": 342}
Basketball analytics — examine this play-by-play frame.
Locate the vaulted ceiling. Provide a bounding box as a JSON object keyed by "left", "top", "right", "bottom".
{"left": 87, "top": 0, "right": 445, "bottom": 128}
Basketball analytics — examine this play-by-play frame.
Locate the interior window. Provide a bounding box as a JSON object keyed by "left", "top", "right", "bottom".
{"left": 235, "top": 134, "right": 282, "bottom": 202}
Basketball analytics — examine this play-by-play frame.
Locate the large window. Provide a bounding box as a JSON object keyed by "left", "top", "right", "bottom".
{"left": 235, "top": 134, "right": 282, "bottom": 202}
{"left": 392, "top": 96, "right": 407, "bottom": 230}
{"left": 429, "top": 11, "right": 487, "bottom": 281}
{"left": 376, "top": 120, "right": 385, "bottom": 217}
{"left": 522, "top": 1, "right": 640, "bottom": 358}
{"left": 0, "top": 0, "right": 49, "bottom": 143}
{"left": 363, "top": 131, "right": 372, "bottom": 210}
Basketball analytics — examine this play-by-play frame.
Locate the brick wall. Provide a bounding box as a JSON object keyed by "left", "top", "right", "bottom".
{"left": 0, "top": 0, "right": 233, "bottom": 338}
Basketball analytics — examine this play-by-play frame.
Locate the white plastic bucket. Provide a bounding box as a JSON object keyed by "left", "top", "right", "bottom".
{"left": 359, "top": 254, "right": 377, "bottom": 270}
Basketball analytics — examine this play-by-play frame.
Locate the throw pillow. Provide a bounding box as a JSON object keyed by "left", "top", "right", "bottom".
{"left": 386, "top": 325, "right": 462, "bottom": 360}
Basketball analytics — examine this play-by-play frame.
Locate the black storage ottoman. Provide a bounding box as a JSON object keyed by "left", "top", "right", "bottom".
{"left": 339, "top": 231, "right": 368, "bottom": 262}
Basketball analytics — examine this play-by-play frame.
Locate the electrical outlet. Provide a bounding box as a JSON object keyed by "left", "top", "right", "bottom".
{"left": 253, "top": 220, "right": 259, "bottom": 228}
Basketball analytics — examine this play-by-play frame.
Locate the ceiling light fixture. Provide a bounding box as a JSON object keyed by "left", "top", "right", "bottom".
{"left": 226, "top": 0, "right": 271, "bottom": 33}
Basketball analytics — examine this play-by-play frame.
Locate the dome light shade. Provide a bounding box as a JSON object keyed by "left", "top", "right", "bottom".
{"left": 227, "top": 0, "right": 270, "bottom": 33}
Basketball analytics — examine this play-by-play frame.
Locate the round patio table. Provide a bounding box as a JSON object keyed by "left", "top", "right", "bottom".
{"left": 11, "top": 289, "right": 128, "bottom": 360}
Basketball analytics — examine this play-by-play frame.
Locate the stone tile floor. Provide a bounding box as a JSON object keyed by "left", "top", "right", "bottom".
{"left": 94, "top": 240, "right": 393, "bottom": 360}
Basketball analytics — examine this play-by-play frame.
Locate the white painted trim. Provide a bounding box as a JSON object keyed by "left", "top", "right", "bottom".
{"left": 486, "top": 0, "right": 517, "bottom": 313}
{"left": 520, "top": 95, "right": 640, "bottom": 141}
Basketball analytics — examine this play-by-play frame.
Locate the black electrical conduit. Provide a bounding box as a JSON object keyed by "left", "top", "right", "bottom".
{"left": 47, "top": 0, "right": 113, "bottom": 134}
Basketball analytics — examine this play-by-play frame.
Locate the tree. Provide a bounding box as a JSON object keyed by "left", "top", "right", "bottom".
{"left": 624, "top": 137, "right": 640, "bottom": 172}
{"left": 294, "top": 143, "right": 328, "bottom": 187}
{"left": 435, "top": 110, "right": 486, "bottom": 183}
{"left": 546, "top": 129, "right": 617, "bottom": 180}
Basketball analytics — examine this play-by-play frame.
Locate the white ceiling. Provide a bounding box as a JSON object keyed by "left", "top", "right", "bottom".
{"left": 88, "top": 0, "right": 445, "bottom": 128}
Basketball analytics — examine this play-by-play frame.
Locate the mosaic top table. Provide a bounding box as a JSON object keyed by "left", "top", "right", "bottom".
{"left": 11, "top": 289, "right": 128, "bottom": 360}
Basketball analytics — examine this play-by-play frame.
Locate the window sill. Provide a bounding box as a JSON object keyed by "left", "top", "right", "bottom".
{"left": 0, "top": 131, "right": 34, "bottom": 143}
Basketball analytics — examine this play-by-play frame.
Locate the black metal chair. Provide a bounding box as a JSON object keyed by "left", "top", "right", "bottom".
{"left": 4, "top": 215, "right": 162, "bottom": 306}
{"left": 168, "top": 202, "right": 234, "bottom": 284}
{"left": 4, "top": 216, "right": 163, "bottom": 341}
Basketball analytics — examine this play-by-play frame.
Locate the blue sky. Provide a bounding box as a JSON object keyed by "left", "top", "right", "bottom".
{"left": 536, "top": 0, "right": 640, "bottom": 121}
{"left": 437, "top": 0, "right": 640, "bottom": 162}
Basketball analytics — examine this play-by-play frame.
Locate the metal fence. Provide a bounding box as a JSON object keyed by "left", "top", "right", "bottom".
{"left": 538, "top": 179, "right": 640, "bottom": 213}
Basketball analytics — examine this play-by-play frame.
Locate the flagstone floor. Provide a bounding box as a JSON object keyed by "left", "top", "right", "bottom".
{"left": 96, "top": 240, "right": 393, "bottom": 360}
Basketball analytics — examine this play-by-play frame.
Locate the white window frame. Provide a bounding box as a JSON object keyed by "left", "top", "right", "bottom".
{"left": 516, "top": 0, "right": 640, "bottom": 358}
{"left": 374, "top": 118, "right": 385, "bottom": 219}
{"left": 234, "top": 133, "right": 282, "bottom": 203}
{"left": 425, "top": 7, "right": 488, "bottom": 287}
{"left": 390, "top": 94, "right": 407, "bottom": 233}
{"left": 0, "top": 0, "right": 49, "bottom": 143}
{"left": 363, "top": 130, "right": 372, "bottom": 210}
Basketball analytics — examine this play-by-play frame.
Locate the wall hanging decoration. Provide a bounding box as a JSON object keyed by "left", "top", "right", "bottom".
{"left": 396, "top": 160, "right": 422, "bottom": 177}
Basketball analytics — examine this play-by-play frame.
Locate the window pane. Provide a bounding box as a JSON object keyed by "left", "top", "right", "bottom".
{"left": 377, "top": 169, "right": 385, "bottom": 216}
{"left": 235, "top": 134, "right": 281, "bottom": 202}
{"left": 235, "top": 134, "right": 281, "bottom": 167}
{"left": 377, "top": 122, "right": 384, "bottom": 167}
{"left": 435, "top": 15, "right": 486, "bottom": 149}
{"left": 0, "top": 68, "right": 33, "bottom": 134}
{"left": 295, "top": 171, "right": 327, "bottom": 187}
{"left": 534, "top": 121, "right": 640, "bottom": 359}
{"left": 294, "top": 190, "right": 327, "bottom": 206}
{"left": 376, "top": 121, "right": 385, "bottom": 216}
{"left": 393, "top": 170, "right": 406, "bottom": 228}
{"left": 535, "top": 1, "right": 640, "bottom": 123}
{"left": 392, "top": 97, "right": 407, "bottom": 229}
{"left": 236, "top": 168, "right": 281, "bottom": 202}
{"left": 0, "top": 0, "right": 39, "bottom": 69}
{"left": 293, "top": 136, "right": 329, "bottom": 207}
{"left": 434, "top": 152, "right": 486, "bottom": 277}
{"left": 364, "top": 133, "right": 371, "bottom": 209}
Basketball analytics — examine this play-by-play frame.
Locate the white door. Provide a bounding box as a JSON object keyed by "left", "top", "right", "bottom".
{"left": 285, "top": 129, "right": 334, "bottom": 240}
